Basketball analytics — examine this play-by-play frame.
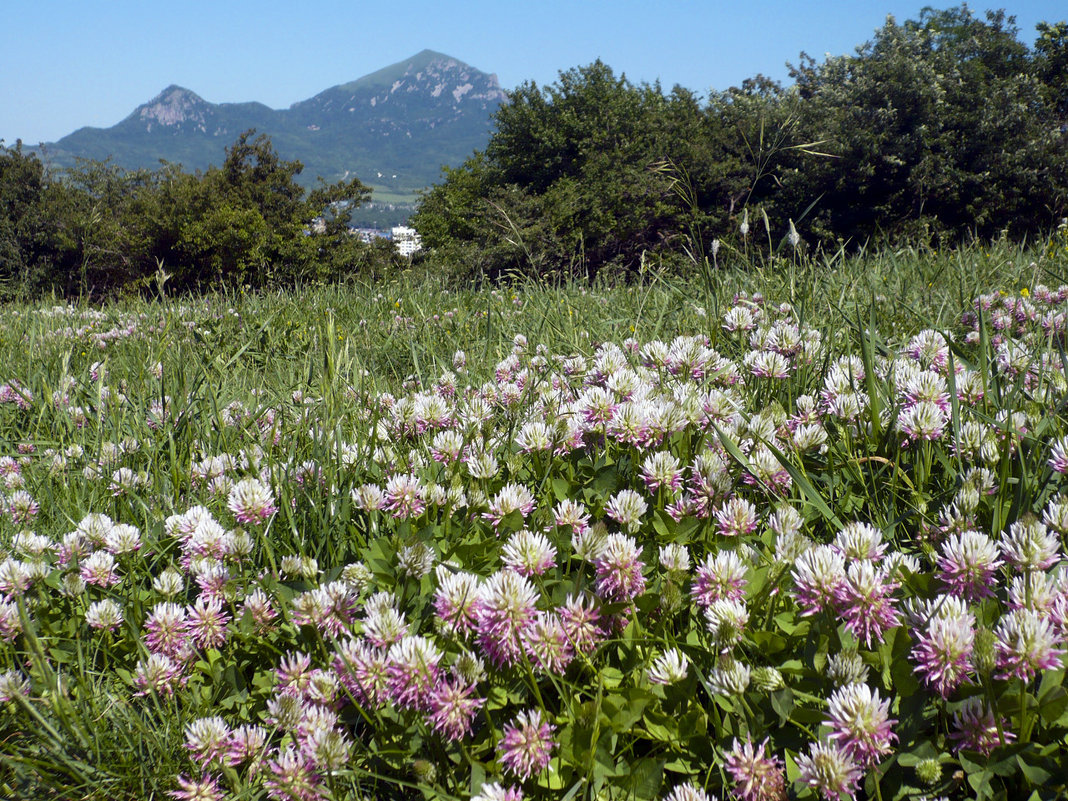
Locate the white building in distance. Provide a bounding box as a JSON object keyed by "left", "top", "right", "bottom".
{"left": 391, "top": 225, "right": 422, "bottom": 257}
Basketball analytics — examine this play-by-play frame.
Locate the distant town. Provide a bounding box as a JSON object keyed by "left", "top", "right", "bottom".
{"left": 311, "top": 219, "right": 423, "bottom": 256}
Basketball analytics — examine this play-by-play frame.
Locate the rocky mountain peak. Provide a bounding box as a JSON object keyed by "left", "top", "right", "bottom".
{"left": 136, "top": 85, "right": 210, "bottom": 130}
{"left": 303, "top": 50, "right": 507, "bottom": 115}
{"left": 42, "top": 51, "right": 506, "bottom": 193}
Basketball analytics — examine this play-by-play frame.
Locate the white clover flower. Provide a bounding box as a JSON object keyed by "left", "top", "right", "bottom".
{"left": 104, "top": 523, "right": 142, "bottom": 555}
{"left": 793, "top": 422, "right": 828, "bottom": 452}
{"left": 606, "top": 367, "right": 644, "bottom": 399}
{"left": 662, "top": 782, "right": 714, "bottom": 801}
{"left": 647, "top": 648, "right": 690, "bottom": 685}
{"left": 746, "top": 350, "right": 792, "bottom": 380}
{"left": 826, "top": 650, "right": 869, "bottom": 687}
{"left": 572, "top": 521, "right": 608, "bottom": 563}
{"left": 472, "top": 782, "right": 522, "bottom": 801}
{"left": 708, "top": 657, "right": 751, "bottom": 696}
{"left": 1008, "top": 571, "right": 1060, "bottom": 612}
{"left": 11, "top": 532, "right": 54, "bottom": 558}
{"left": 898, "top": 401, "right": 947, "bottom": 442}
{"left": 430, "top": 430, "right": 465, "bottom": 463}
{"left": 397, "top": 543, "right": 435, "bottom": 579}
{"left": 502, "top": 529, "right": 557, "bottom": 577}
{"left": 184, "top": 716, "right": 231, "bottom": 763}
{"left": 0, "top": 670, "right": 30, "bottom": 704}
{"left": 604, "top": 489, "right": 647, "bottom": 534}
{"left": 351, "top": 483, "right": 385, "bottom": 511}
{"left": 705, "top": 598, "right": 750, "bottom": 651}
{"left": 641, "top": 451, "right": 682, "bottom": 494}
{"left": 833, "top": 522, "right": 886, "bottom": 562}
{"left": 1043, "top": 494, "right": 1068, "bottom": 535}
{"left": 363, "top": 605, "right": 409, "bottom": 650}
{"left": 658, "top": 543, "right": 691, "bottom": 573}
{"left": 341, "top": 562, "right": 373, "bottom": 594}
{"left": 516, "top": 421, "right": 552, "bottom": 453}
{"left": 0, "top": 558, "right": 31, "bottom": 595}
{"left": 75, "top": 513, "right": 114, "bottom": 545}
{"left": 227, "top": 477, "right": 277, "bottom": 524}
{"left": 467, "top": 452, "right": 499, "bottom": 480}
{"left": 19, "top": 561, "right": 46, "bottom": 586}
{"left": 59, "top": 573, "right": 86, "bottom": 598}
{"left": 883, "top": 551, "right": 920, "bottom": 578}
{"left": 307, "top": 727, "right": 351, "bottom": 771}
{"left": 228, "top": 530, "right": 254, "bottom": 559}
{"left": 153, "top": 568, "right": 185, "bottom": 597}
{"left": 1001, "top": 519, "right": 1059, "bottom": 571}
{"left": 484, "top": 483, "right": 535, "bottom": 529}
{"left": 723, "top": 306, "right": 756, "bottom": 333}
{"left": 825, "top": 389, "right": 868, "bottom": 421}
{"left": 85, "top": 599, "right": 124, "bottom": 632}
{"left": 280, "top": 555, "right": 318, "bottom": 579}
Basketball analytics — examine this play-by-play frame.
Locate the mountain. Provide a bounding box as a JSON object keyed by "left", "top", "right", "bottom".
{"left": 35, "top": 50, "right": 507, "bottom": 198}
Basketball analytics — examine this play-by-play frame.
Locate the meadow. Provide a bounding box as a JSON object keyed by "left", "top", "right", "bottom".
{"left": 2, "top": 233, "right": 1068, "bottom": 801}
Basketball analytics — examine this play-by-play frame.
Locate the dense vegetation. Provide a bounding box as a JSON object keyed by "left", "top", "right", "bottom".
{"left": 413, "top": 7, "right": 1068, "bottom": 280}
{"left": 0, "top": 133, "right": 401, "bottom": 299}
{"left": 2, "top": 243, "right": 1068, "bottom": 801}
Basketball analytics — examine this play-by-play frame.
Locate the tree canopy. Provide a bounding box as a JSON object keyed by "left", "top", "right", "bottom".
{"left": 0, "top": 131, "right": 383, "bottom": 298}
{"left": 412, "top": 5, "right": 1068, "bottom": 280}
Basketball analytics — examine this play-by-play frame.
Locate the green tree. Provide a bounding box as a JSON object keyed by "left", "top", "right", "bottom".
{"left": 168, "top": 130, "right": 372, "bottom": 288}
{"left": 0, "top": 141, "right": 69, "bottom": 296}
{"left": 3, "top": 131, "right": 376, "bottom": 297}
{"left": 414, "top": 62, "right": 720, "bottom": 278}
{"left": 60, "top": 158, "right": 162, "bottom": 295}
{"left": 1035, "top": 20, "right": 1068, "bottom": 120}
{"left": 787, "top": 6, "right": 1067, "bottom": 241}
{"left": 702, "top": 75, "right": 826, "bottom": 246}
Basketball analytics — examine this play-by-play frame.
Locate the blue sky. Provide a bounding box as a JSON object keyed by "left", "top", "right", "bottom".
{"left": 2, "top": 1, "right": 1064, "bottom": 145}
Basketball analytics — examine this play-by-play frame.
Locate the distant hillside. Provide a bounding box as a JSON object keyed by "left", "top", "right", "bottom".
{"left": 34, "top": 50, "right": 506, "bottom": 202}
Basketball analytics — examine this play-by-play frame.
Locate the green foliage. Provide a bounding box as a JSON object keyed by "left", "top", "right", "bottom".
{"left": 1, "top": 131, "right": 381, "bottom": 297}
{"left": 1035, "top": 20, "right": 1068, "bottom": 120}
{"left": 414, "top": 5, "right": 1068, "bottom": 278}
{"left": 0, "top": 142, "right": 69, "bottom": 297}
{"left": 414, "top": 62, "right": 721, "bottom": 280}
{"left": 0, "top": 142, "right": 44, "bottom": 285}
{"left": 788, "top": 7, "right": 1067, "bottom": 242}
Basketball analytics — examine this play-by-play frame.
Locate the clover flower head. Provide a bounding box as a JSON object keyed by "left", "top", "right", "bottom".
{"left": 498, "top": 708, "right": 556, "bottom": 780}
{"left": 647, "top": 648, "right": 690, "bottom": 685}
{"left": 724, "top": 737, "right": 786, "bottom": 801}
{"left": 826, "top": 683, "right": 897, "bottom": 768}
{"left": 795, "top": 741, "right": 861, "bottom": 801}
{"left": 502, "top": 529, "right": 557, "bottom": 576}
{"left": 593, "top": 532, "right": 646, "bottom": 602}
{"left": 937, "top": 531, "right": 1003, "bottom": 601}
{"left": 950, "top": 697, "right": 1016, "bottom": 755}
{"left": 227, "top": 477, "right": 276, "bottom": 524}
{"left": 425, "top": 678, "right": 485, "bottom": 742}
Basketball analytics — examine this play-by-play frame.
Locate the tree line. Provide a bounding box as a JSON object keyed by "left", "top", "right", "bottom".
{"left": 412, "top": 7, "right": 1068, "bottom": 280}
{"left": 0, "top": 131, "right": 402, "bottom": 299}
